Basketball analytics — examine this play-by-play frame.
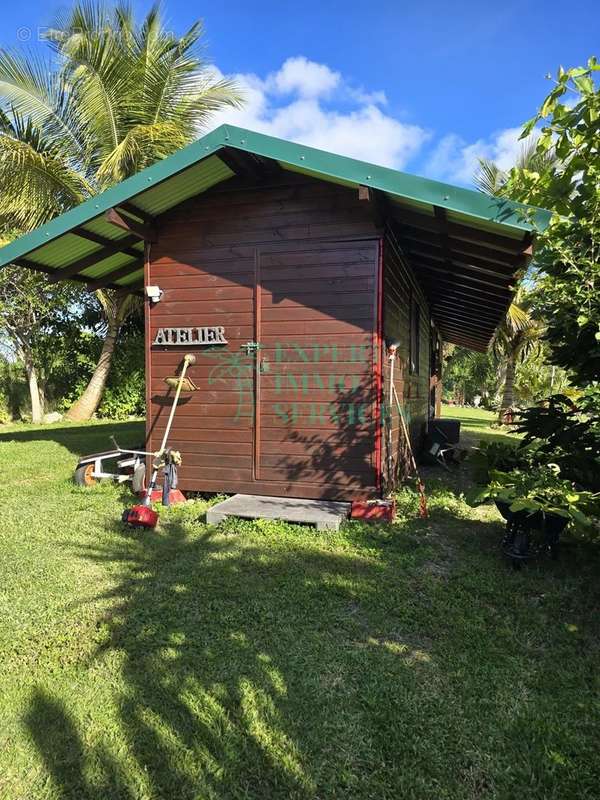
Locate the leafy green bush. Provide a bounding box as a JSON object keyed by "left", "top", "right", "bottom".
{"left": 467, "top": 466, "right": 600, "bottom": 536}
{"left": 514, "top": 390, "right": 600, "bottom": 490}
{"left": 55, "top": 327, "right": 145, "bottom": 420}
{"left": 0, "top": 391, "right": 11, "bottom": 424}
{"left": 97, "top": 331, "right": 145, "bottom": 420}
{"left": 0, "top": 357, "right": 28, "bottom": 420}
{"left": 469, "top": 439, "right": 539, "bottom": 484}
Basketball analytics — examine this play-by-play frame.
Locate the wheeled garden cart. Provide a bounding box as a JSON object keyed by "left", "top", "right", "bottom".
{"left": 74, "top": 436, "right": 148, "bottom": 492}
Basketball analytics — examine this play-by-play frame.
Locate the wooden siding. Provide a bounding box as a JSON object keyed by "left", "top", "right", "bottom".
{"left": 381, "top": 230, "right": 431, "bottom": 492}
{"left": 146, "top": 175, "right": 381, "bottom": 500}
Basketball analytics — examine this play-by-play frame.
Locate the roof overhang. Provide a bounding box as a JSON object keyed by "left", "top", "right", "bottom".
{"left": 0, "top": 124, "right": 550, "bottom": 347}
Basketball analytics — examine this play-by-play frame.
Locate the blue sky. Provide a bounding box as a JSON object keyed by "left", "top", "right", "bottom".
{"left": 2, "top": 0, "right": 599, "bottom": 186}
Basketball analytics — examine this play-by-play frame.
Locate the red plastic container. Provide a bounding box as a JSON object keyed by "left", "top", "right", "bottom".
{"left": 351, "top": 499, "right": 396, "bottom": 522}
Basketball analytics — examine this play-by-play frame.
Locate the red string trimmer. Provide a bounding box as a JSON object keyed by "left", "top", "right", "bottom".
{"left": 122, "top": 354, "right": 197, "bottom": 529}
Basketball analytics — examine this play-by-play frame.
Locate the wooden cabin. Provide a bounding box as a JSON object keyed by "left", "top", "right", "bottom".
{"left": 0, "top": 125, "right": 549, "bottom": 501}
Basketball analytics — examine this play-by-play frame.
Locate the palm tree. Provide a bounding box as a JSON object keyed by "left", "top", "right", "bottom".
{"left": 474, "top": 141, "right": 553, "bottom": 423}
{"left": 0, "top": 2, "right": 241, "bottom": 420}
{"left": 474, "top": 136, "right": 556, "bottom": 197}
{"left": 491, "top": 289, "right": 543, "bottom": 423}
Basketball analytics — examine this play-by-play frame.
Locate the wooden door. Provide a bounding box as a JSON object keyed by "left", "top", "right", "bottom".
{"left": 252, "top": 239, "right": 381, "bottom": 499}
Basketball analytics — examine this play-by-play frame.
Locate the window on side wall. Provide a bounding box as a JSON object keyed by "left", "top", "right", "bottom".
{"left": 410, "top": 297, "right": 420, "bottom": 375}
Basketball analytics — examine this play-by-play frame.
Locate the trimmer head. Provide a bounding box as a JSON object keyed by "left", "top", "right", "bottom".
{"left": 122, "top": 505, "right": 159, "bottom": 529}
{"left": 164, "top": 376, "right": 198, "bottom": 392}
{"left": 164, "top": 355, "right": 198, "bottom": 391}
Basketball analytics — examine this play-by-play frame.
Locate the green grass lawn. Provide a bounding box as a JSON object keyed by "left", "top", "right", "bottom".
{"left": 0, "top": 410, "right": 599, "bottom": 799}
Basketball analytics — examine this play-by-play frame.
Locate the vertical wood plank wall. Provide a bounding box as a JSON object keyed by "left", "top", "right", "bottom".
{"left": 381, "top": 230, "right": 432, "bottom": 492}
{"left": 146, "top": 174, "right": 382, "bottom": 500}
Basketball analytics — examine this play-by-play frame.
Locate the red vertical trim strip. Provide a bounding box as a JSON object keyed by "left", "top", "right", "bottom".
{"left": 253, "top": 247, "right": 261, "bottom": 481}
{"left": 373, "top": 237, "right": 384, "bottom": 496}
{"left": 144, "top": 241, "right": 152, "bottom": 453}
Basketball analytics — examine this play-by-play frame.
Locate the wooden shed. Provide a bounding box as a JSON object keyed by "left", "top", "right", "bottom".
{"left": 0, "top": 125, "right": 550, "bottom": 501}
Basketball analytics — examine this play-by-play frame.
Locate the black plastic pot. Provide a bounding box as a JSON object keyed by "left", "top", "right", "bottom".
{"left": 541, "top": 512, "right": 569, "bottom": 560}
{"left": 495, "top": 500, "right": 542, "bottom": 528}
{"left": 495, "top": 501, "right": 568, "bottom": 567}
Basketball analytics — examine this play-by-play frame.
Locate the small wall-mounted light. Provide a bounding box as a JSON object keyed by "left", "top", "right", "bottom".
{"left": 145, "top": 285, "right": 163, "bottom": 303}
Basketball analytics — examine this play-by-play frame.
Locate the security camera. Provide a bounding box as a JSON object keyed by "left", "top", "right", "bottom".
{"left": 145, "top": 285, "right": 163, "bottom": 303}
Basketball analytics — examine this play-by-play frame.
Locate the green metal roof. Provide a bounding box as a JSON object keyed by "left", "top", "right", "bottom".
{"left": 0, "top": 124, "right": 550, "bottom": 288}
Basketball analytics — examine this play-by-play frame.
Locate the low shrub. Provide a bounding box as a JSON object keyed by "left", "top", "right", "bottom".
{"left": 514, "top": 390, "right": 600, "bottom": 490}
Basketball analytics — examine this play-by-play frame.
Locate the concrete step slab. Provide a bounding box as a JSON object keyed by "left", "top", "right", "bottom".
{"left": 206, "top": 494, "right": 350, "bottom": 531}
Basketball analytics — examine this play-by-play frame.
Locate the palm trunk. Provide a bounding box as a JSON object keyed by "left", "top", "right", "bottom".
{"left": 25, "top": 359, "right": 44, "bottom": 424}
{"left": 65, "top": 316, "right": 120, "bottom": 421}
{"left": 499, "top": 355, "right": 516, "bottom": 423}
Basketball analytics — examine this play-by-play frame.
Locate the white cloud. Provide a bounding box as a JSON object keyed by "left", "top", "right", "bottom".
{"left": 425, "top": 126, "right": 540, "bottom": 186}
{"left": 207, "top": 57, "right": 430, "bottom": 169}
{"left": 268, "top": 56, "right": 340, "bottom": 98}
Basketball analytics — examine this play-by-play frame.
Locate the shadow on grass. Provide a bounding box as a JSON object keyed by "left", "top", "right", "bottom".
{"left": 22, "top": 478, "right": 600, "bottom": 797}
{"left": 0, "top": 419, "right": 145, "bottom": 458}
{"left": 25, "top": 688, "right": 127, "bottom": 800}
{"left": 17, "top": 507, "right": 481, "bottom": 798}
{"left": 21, "top": 499, "right": 587, "bottom": 799}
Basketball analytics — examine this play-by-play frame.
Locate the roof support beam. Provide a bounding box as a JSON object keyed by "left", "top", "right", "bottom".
{"left": 408, "top": 250, "right": 516, "bottom": 282}
{"left": 105, "top": 208, "right": 156, "bottom": 242}
{"left": 414, "top": 247, "right": 520, "bottom": 278}
{"left": 439, "top": 334, "right": 488, "bottom": 351}
{"left": 388, "top": 205, "right": 531, "bottom": 254}
{"left": 432, "top": 304, "right": 498, "bottom": 328}
{"left": 418, "top": 273, "right": 512, "bottom": 304}
{"left": 431, "top": 312, "right": 497, "bottom": 336}
{"left": 73, "top": 228, "right": 141, "bottom": 259}
{"left": 418, "top": 265, "right": 512, "bottom": 296}
{"left": 429, "top": 292, "right": 508, "bottom": 318}
{"left": 440, "top": 321, "right": 493, "bottom": 345}
{"left": 86, "top": 258, "right": 145, "bottom": 291}
{"left": 116, "top": 201, "right": 155, "bottom": 225}
{"left": 16, "top": 257, "right": 140, "bottom": 293}
{"left": 15, "top": 258, "right": 55, "bottom": 276}
{"left": 358, "top": 186, "right": 386, "bottom": 230}
{"left": 431, "top": 302, "right": 501, "bottom": 327}
{"left": 411, "top": 257, "right": 513, "bottom": 291}
{"left": 398, "top": 225, "right": 524, "bottom": 270}
{"left": 403, "top": 241, "right": 518, "bottom": 279}
{"left": 217, "top": 146, "right": 277, "bottom": 182}
{"left": 433, "top": 206, "right": 454, "bottom": 267}
{"left": 427, "top": 301, "right": 507, "bottom": 326}
{"left": 48, "top": 234, "right": 141, "bottom": 283}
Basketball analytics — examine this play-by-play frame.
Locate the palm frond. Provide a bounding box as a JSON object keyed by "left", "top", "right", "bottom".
{"left": 95, "top": 121, "right": 190, "bottom": 184}
{"left": 474, "top": 158, "right": 507, "bottom": 195}
{"left": 0, "top": 1, "right": 243, "bottom": 230}
{"left": 0, "top": 114, "right": 93, "bottom": 229}
{"left": 491, "top": 295, "right": 544, "bottom": 363}
{"left": 0, "top": 49, "right": 87, "bottom": 158}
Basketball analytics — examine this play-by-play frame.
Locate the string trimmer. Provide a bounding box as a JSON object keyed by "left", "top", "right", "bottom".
{"left": 388, "top": 345, "right": 429, "bottom": 519}
{"left": 122, "top": 353, "right": 197, "bottom": 529}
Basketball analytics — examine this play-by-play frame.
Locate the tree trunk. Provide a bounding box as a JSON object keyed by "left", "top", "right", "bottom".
{"left": 65, "top": 316, "right": 120, "bottom": 421}
{"left": 25, "top": 360, "right": 44, "bottom": 424}
{"left": 499, "top": 355, "right": 516, "bottom": 423}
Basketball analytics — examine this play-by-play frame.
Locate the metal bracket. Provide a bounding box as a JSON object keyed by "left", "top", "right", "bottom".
{"left": 241, "top": 341, "right": 262, "bottom": 355}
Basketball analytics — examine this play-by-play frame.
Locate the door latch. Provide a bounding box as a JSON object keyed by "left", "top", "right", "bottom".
{"left": 241, "top": 341, "right": 262, "bottom": 355}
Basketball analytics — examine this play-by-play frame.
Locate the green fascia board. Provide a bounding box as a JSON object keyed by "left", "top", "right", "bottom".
{"left": 216, "top": 127, "right": 551, "bottom": 232}
{"left": 0, "top": 124, "right": 551, "bottom": 269}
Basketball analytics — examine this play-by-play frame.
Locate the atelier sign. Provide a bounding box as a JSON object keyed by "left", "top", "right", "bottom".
{"left": 152, "top": 326, "right": 228, "bottom": 346}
